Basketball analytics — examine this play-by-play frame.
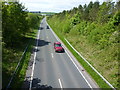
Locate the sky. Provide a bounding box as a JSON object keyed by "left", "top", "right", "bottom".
{"left": 19, "top": 0, "right": 118, "bottom": 13}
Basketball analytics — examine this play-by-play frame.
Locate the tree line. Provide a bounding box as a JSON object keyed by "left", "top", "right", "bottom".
{"left": 2, "top": 2, "right": 42, "bottom": 48}
{"left": 48, "top": 1, "right": 120, "bottom": 49}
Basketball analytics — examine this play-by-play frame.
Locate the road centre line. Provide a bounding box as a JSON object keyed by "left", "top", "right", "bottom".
{"left": 51, "top": 53, "right": 54, "bottom": 58}
{"left": 58, "top": 78, "right": 63, "bottom": 89}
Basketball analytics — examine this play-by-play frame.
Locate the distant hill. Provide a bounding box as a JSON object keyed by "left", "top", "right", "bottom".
{"left": 29, "top": 11, "right": 56, "bottom": 16}
{"left": 41, "top": 12, "right": 56, "bottom": 16}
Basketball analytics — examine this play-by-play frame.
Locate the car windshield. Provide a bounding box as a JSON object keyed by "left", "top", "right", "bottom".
{"left": 55, "top": 44, "right": 61, "bottom": 47}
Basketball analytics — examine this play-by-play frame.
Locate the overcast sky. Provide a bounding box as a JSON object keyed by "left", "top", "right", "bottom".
{"left": 19, "top": 0, "right": 118, "bottom": 13}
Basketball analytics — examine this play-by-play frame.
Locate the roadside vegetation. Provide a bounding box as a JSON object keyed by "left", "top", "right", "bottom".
{"left": 2, "top": 1, "right": 43, "bottom": 88}
{"left": 47, "top": 1, "right": 120, "bottom": 88}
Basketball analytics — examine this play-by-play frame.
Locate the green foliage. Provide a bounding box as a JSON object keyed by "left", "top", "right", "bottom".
{"left": 47, "top": 0, "right": 119, "bottom": 88}
{"left": 112, "top": 11, "right": 120, "bottom": 26}
{"left": 2, "top": 2, "right": 41, "bottom": 47}
{"left": 2, "top": 2, "right": 29, "bottom": 47}
{"left": 89, "top": 1, "right": 100, "bottom": 21}
{"left": 2, "top": 1, "right": 43, "bottom": 89}
{"left": 63, "top": 19, "right": 72, "bottom": 33}
{"left": 70, "top": 13, "right": 80, "bottom": 25}
{"left": 97, "top": 2, "right": 115, "bottom": 24}
{"left": 27, "top": 13, "right": 41, "bottom": 29}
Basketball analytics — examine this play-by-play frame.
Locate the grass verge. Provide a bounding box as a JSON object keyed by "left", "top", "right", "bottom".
{"left": 2, "top": 29, "right": 38, "bottom": 89}
{"left": 10, "top": 29, "right": 38, "bottom": 88}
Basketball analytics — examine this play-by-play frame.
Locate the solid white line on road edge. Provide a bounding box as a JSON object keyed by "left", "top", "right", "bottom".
{"left": 58, "top": 78, "right": 63, "bottom": 89}
{"left": 65, "top": 38, "right": 116, "bottom": 89}
{"left": 29, "top": 29, "right": 41, "bottom": 90}
{"left": 65, "top": 50, "right": 92, "bottom": 88}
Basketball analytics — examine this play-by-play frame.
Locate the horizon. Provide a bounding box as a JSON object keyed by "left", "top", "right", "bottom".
{"left": 20, "top": 0, "right": 118, "bottom": 13}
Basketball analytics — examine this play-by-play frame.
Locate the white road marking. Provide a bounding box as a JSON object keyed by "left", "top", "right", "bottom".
{"left": 65, "top": 50, "right": 92, "bottom": 88}
{"left": 46, "top": 21, "right": 92, "bottom": 88}
{"left": 29, "top": 28, "right": 41, "bottom": 90}
{"left": 58, "top": 78, "right": 63, "bottom": 89}
{"left": 65, "top": 39, "right": 116, "bottom": 89}
{"left": 51, "top": 53, "right": 54, "bottom": 58}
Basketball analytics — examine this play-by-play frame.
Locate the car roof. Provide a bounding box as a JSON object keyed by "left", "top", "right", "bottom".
{"left": 54, "top": 42, "right": 61, "bottom": 44}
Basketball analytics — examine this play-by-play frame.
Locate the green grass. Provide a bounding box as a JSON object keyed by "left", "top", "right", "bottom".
{"left": 47, "top": 20, "right": 112, "bottom": 88}
{"left": 2, "top": 29, "right": 38, "bottom": 89}
{"left": 10, "top": 29, "right": 38, "bottom": 88}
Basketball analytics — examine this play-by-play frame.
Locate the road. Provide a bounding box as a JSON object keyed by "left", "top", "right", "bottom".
{"left": 23, "top": 17, "right": 98, "bottom": 89}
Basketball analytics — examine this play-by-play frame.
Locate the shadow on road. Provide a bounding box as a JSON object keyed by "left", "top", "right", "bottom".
{"left": 39, "top": 27, "right": 44, "bottom": 30}
{"left": 33, "top": 48, "right": 40, "bottom": 52}
{"left": 46, "top": 25, "right": 49, "bottom": 29}
{"left": 22, "top": 78, "right": 52, "bottom": 89}
{"left": 37, "top": 39, "right": 50, "bottom": 47}
{"left": 39, "top": 25, "right": 50, "bottom": 30}
{"left": 55, "top": 50, "right": 65, "bottom": 53}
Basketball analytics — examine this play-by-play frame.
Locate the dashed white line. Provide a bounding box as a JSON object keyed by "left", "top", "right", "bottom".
{"left": 58, "top": 78, "right": 63, "bottom": 89}
{"left": 51, "top": 53, "right": 54, "bottom": 58}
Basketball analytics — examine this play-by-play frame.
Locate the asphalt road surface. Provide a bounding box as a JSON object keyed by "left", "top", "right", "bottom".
{"left": 23, "top": 17, "right": 99, "bottom": 89}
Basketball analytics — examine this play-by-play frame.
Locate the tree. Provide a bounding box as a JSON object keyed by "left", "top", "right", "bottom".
{"left": 27, "top": 13, "right": 40, "bottom": 29}
{"left": 78, "top": 5, "right": 83, "bottom": 13}
{"left": 2, "top": 2, "right": 29, "bottom": 47}
{"left": 112, "top": 11, "right": 120, "bottom": 26}
{"left": 89, "top": 1, "right": 100, "bottom": 22}
{"left": 97, "top": 1, "right": 115, "bottom": 24}
{"left": 70, "top": 13, "right": 80, "bottom": 25}
{"left": 70, "top": 7, "right": 78, "bottom": 16}
{"left": 115, "top": 1, "right": 120, "bottom": 11}
{"left": 82, "top": 2, "right": 94, "bottom": 21}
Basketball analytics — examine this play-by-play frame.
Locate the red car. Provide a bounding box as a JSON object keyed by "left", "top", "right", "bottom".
{"left": 54, "top": 42, "right": 64, "bottom": 52}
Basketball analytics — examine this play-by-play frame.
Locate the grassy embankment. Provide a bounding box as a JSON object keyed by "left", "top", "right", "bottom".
{"left": 2, "top": 1, "right": 44, "bottom": 88}
{"left": 47, "top": 14, "right": 119, "bottom": 88}
{"left": 2, "top": 28, "right": 39, "bottom": 88}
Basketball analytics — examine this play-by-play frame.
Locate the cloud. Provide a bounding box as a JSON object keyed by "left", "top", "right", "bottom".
{"left": 20, "top": 0, "right": 118, "bottom": 13}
